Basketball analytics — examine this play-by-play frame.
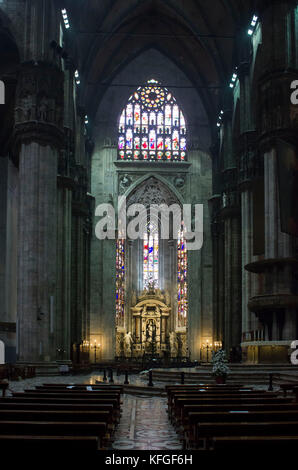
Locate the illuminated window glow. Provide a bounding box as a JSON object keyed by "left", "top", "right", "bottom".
{"left": 116, "top": 239, "right": 125, "bottom": 327}
{"left": 177, "top": 225, "right": 187, "bottom": 327}
{"left": 118, "top": 79, "right": 187, "bottom": 162}
{"left": 143, "top": 223, "right": 159, "bottom": 289}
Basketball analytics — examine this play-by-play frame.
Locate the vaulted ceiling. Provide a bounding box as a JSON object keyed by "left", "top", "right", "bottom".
{"left": 64, "top": 0, "right": 257, "bottom": 124}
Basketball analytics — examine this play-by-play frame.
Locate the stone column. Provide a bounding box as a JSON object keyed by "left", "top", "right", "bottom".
{"left": 71, "top": 164, "right": 94, "bottom": 360}
{"left": 127, "top": 239, "right": 133, "bottom": 333}
{"left": 222, "top": 168, "right": 242, "bottom": 354}
{"left": 14, "top": 63, "right": 64, "bottom": 363}
{"left": 209, "top": 195, "right": 224, "bottom": 345}
{"left": 168, "top": 240, "right": 175, "bottom": 332}
{"left": 56, "top": 166, "right": 74, "bottom": 361}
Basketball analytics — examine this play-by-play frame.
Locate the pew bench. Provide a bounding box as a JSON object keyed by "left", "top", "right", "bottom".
{"left": 170, "top": 394, "right": 283, "bottom": 424}
{"left": 212, "top": 435, "right": 298, "bottom": 452}
{"left": 0, "top": 421, "right": 108, "bottom": 449}
{"left": 0, "top": 434, "right": 99, "bottom": 450}
{"left": 194, "top": 421, "right": 298, "bottom": 450}
{"left": 176, "top": 402, "right": 298, "bottom": 429}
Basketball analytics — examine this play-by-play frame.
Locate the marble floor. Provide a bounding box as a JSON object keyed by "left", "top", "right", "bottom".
{"left": 111, "top": 394, "right": 182, "bottom": 450}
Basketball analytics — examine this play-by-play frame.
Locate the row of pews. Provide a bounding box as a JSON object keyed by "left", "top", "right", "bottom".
{"left": 167, "top": 384, "right": 298, "bottom": 451}
{"left": 0, "top": 383, "right": 123, "bottom": 450}
{"left": 0, "top": 364, "right": 35, "bottom": 381}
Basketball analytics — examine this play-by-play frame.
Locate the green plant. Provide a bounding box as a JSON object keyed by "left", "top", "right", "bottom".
{"left": 211, "top": 349, "right": 230, "bottom": 377}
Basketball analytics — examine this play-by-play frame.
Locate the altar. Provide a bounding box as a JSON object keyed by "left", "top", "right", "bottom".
{"left": 131, "top": 289, "right": 171, "bottom": 357}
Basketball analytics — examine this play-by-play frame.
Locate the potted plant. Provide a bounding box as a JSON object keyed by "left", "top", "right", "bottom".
{"left": 211, "top": 349, "right": 230, "bottom": 384}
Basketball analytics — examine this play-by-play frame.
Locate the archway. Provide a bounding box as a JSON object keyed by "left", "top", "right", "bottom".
{"left": 115, "top": 176, "right": 188, "bottom": 360}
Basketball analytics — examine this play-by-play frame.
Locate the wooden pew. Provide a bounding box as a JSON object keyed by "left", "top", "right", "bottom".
{"left": 167, "top": 387, "right": 264, "bottom": 416}
{"left": 280, "top": 383, "right": 298, "bottom": 397}
{"left": 176, "top": 402, "right": 298, "bottom": 429}
{"left": 13, "top": 391, "right": 121, "bottom": 405}
{"left": 0, "top": 421, "right": 108, "bottom": 448}
{"left": 0, "top": 402, "right": 114, "bottom": 412}
{"left": 0, "top": 384, "right": 122, "bottom": 449}
{"left": 0, "top": 435, "right": 99, "bottom": 450}
{"left": 212, "top": 435, "right": 298, "bottom": 451}
{"left": 0, "top": 409, "right": 113, "bottom": 424}
{"left": 195, "top": 421, "right": 298, "bottom": 449}
{"left": 40, "top": 384, "right": 123, "bottom": 392}
{"left": 187, "top": 410, "right": 298, "bottom": 448}
{"left": 170, "top": 394, "right": 284, "bottom": 423}
{"left": 2, "top": 396, "right": 121, "bottom": 422}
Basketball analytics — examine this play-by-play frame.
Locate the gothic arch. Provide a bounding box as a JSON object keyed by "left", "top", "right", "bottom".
{"left": 121, "top": 173, "right": 185, "bottom": 208}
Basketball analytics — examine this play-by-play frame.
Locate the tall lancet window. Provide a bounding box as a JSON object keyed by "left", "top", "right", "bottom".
{"left": 116, "top": 239, "right": 125, "bottom": 327}
{"left": 177, "top": 224, "right": 187, "bottom": 327}
{"left": 118, "top": 79, "right": 187, "bottom": 161}
{"left": 143, "top": 222, "right": 159, "bottom": 289}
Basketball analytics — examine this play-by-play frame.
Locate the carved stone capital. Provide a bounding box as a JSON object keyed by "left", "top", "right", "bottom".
{"left": 13, "top": 121, "right": 64, "bottom": 151}
{"left": 14, "top": 61, "right": 64, "bottom": 148}
{"left": 237, "top": 61, "right": 250, "bottom": 80}
{"left": 258, "top": 71, "right": 298, "bottom": 139}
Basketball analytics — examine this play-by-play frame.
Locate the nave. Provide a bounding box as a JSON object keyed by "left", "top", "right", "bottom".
{"left": 5, "top": 370, "right": 297, "bottom": 453}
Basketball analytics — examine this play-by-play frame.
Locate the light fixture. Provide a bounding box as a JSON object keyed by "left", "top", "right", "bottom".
{"left": 74, "top": 70, "right": 80, "bottom": 85}
{"left": 248, "top": 14, "right": 258, "bottom": 36}
{"left": 216, "top": 110, "right": 224, "bottom": 128}
{"left": 61, "top": 9, "right": 70, "bottom": 29}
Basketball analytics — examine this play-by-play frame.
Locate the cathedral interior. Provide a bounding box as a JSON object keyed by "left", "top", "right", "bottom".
{"left": 0, "top": 0, "right": 298, "bottom": 454}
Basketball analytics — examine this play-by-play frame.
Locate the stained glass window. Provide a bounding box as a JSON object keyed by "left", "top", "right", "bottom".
{"left": 116, "top": 239, "right": 125, "bottom": 327}
{"left": 118, "top": 79, "right": 187, "bottom": 162}
{"left": 143, "top": 223, "right": 159, "bottom": 289}
{"left": 177, "top": 224, "right": 187, "bottom": 327}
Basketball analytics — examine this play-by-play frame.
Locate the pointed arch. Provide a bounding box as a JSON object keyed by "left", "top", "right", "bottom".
{"left": 121, "top": 173, "right": 185, "bottom": 208}
{"left": 118, "top": 79, "right": 187, "bottom": 162}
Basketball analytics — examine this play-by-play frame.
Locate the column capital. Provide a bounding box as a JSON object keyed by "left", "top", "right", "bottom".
{"left": 13, "top": 61, "right": 64, "bottom": 150}
{"left": 237, "top": 61, "right": 250, "bottom": 80}
{"left": 258, "top": 70, "right": 298, "bottom": 142}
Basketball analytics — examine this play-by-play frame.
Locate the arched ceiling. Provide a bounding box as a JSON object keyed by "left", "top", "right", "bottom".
{"left": 64, "top": 0, "right": 257, "bottom": 125}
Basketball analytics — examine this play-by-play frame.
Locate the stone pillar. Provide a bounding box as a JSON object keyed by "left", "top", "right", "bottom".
{"left": 222, "top": 168, "right": 242, "bottom": 354}
{"left": 243, "top": 0, "right": 298, "bottom": 360}
{"left": 14, "top": 63, "right": 64, "bottom": 362}
{"left": 240, "top": 185, "right": 253, "bottom": 337}
{"left": 56, "top": 167, "right": 74, "bottom": 361}
{"left": 168, "top": 240, "right": 175, "bottom": 332}
{"left": 209, "top": 195, "right": 224, "bottom": 345}
{"left": 71, "top": 164, "right": 94, "bottom": 360}
{"left": 0, "top": 157, "right": 18, "bottom": 362}
{"left": 127, "top": 239, "right": 133, "bottom": 333}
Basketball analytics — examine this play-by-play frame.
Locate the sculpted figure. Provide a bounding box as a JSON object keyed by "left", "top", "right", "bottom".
{"left": 124, "top": 331, "right": 133, "bottom": 356}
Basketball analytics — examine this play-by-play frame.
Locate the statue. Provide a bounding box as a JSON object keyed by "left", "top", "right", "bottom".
{"left": 124, "top": 331, "right": 133, "bottom": 357}
{"left": 169, "top": 331, "right": 177, "bottom": 356}
{"left": 146, "top": 319, "right": 156, "bottom": 343}
{"left": 119, "top": 174, "right": 131, "bottom": 193}
{"left": 174, "top": 175, "right": 185, "bottom": 188}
